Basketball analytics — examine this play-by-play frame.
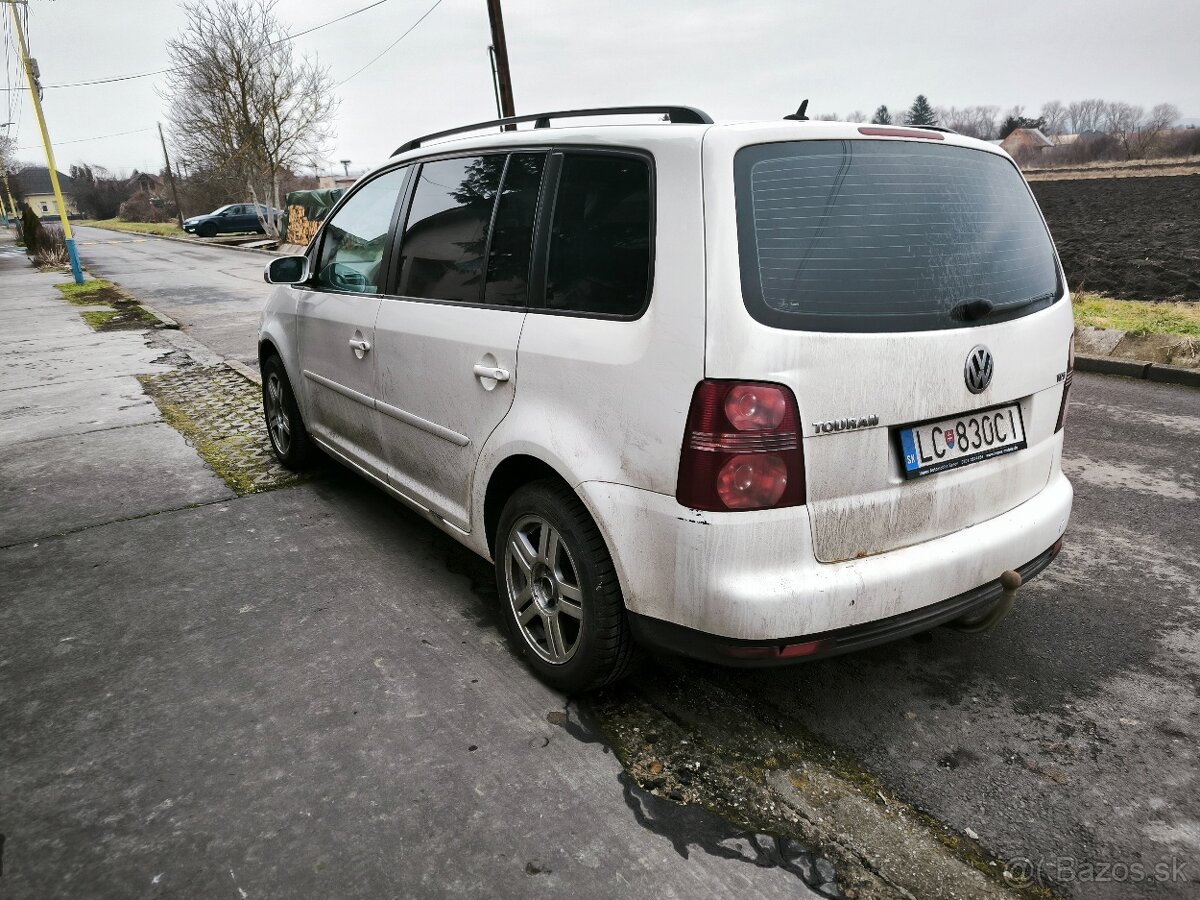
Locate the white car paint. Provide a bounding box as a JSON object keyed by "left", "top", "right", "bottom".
{"left": 260, "top": 118, "right": 1073, "bottom": 651}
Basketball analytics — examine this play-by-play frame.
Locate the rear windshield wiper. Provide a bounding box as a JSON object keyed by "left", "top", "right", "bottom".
{"left": 951, "top": 292, "right": 1056, "bottom": 323}
{"left": 950, "top": 298, "right": 994, "bottom": 321}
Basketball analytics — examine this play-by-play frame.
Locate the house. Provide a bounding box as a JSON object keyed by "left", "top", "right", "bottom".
{"left": 128, "top": 170, "right": 163, "bottom": 194}
{"left": 14, "top": 165, "right": 79, "bottom": 219}
{"left": 999, "top": 128, "right": 1054, "bottom": 158}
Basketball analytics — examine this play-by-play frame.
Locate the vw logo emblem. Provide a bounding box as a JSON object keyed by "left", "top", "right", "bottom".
{"left": 965, "top": 345, "right": 994, "bottom": 393}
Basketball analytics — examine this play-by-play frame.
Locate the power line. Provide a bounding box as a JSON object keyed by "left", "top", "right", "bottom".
{"left": 5, "top": 0, "right": 396, "bottom": 91}
{"left": 337, "top": 0, "right": 445, "bottom": 87}
{"left": 279, "top": 0, "right": 392, "bottom": 43}
{"left": 17, "top": 125, "right": 154, "bottom": 151}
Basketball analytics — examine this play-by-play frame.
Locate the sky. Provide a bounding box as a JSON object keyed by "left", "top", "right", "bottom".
{"left": 3, "top": 0, "right": 1198, "bottom": 178}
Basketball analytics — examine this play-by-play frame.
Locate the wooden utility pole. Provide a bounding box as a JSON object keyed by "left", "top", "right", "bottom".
{"left": 157, "top": 123, "right": 185, "bottom": 228}
{"left": 6, "top": 0, "right": 83, "bottom": 283}
{"left": 485, "top": 0, "right": 516, "bottom": 128}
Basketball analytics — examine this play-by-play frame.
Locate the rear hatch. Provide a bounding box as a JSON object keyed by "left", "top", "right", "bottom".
{"left": 702, "top": 125, "right": 1073, "bottom": 563}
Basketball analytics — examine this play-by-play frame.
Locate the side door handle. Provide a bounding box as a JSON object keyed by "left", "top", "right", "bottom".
{"left": 349, "top": 338, "right": 371, "bottom": 353}
{"left": 473, "top": 364, "right": 510, "bottom": 383}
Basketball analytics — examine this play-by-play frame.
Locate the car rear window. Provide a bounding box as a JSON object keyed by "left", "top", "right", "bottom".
{"left": 735, "top": 140, "right": 1061, "bottom": 332}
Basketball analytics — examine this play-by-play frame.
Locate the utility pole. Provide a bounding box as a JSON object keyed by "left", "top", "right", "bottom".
{"left": 487, "top": 46, "right": 502, "bottom": 119}
{"left": 157, "top": 123, "right": 185, "bottom": 228}
{"left": 1, "top": 172, "right": 16, "bottom": 221}
{"left": 6, "top": 0, "right": 84, "bottom": 283}
{"left": 485, "top": 0, "right": 516, "bottom": 129}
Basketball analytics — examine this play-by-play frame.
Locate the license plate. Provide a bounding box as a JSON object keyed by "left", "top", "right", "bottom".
{"left": 898, "top": 403, "right": 1026, "bottom": 479}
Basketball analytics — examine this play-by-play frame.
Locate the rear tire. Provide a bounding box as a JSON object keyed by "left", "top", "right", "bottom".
{"left": 262, "top": 355, "right": 314, "bottom": 470}
{"left": 495, "top": 480, "right": 637, "bottom": 692}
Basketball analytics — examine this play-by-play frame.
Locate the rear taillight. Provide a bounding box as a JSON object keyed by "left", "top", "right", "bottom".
{"left": 1055, "top": 340, "right": 1074, "bottom": 433}
{"left": 677, "top": 380, "right": 806, "bottom": 512}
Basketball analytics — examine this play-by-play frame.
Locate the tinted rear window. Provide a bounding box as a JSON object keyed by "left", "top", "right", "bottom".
{"left": 735, "top": 140, "right": 1061, "bottom": 332}
{"left": 544, "top": 153, "right": 651, "bottom": 318}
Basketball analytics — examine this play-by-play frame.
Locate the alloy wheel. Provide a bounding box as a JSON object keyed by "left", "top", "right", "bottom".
{"left": 265, "top": 372, "right": 292, "bottom": 456}
{"left": 504, "top": 514, "right": 584, "bottom": 664}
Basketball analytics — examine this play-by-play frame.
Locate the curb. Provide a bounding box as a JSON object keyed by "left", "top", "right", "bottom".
{"left": 225, "top": 359, "right": 262, "bottom": 386}
{"left": 78, "top": 224, "right": 281, "bottom": 258}
{"left": 137, "top": 302, "right": 180, "bottom": 329}
{"left": 1076, "top": 353, "right": 1200, "bottom": 388}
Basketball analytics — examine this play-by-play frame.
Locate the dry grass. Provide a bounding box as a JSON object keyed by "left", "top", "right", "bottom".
{"left": 1025, "top": 156, "right": 1200, "bottom": 181}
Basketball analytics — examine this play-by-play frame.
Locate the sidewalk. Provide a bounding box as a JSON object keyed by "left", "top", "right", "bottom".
{"left": 0, "top": 234, "right": 832, "bottom": 899}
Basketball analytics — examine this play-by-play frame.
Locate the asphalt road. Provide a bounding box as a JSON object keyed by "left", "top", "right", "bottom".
{"left": 67, "top": 233, "right": 1200, "bottom": 897}
{"left": 74, "top": 225, "right": 268, "bottom": 365}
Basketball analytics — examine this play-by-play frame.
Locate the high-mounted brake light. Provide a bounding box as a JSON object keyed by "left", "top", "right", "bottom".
{"left": 677, "top": 380, "right": 806, "bottom": 512}
{"left": 1055, "top": 339, "right": 1074, "bottom": 433}
{"left": 857, "top": 126, "right": 945, "bottom": 141}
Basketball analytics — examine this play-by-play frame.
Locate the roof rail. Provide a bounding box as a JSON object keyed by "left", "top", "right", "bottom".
{"left": 911, "top": 125, "right": 958, "bottom": 135}
{"left": 391, "top": 105, "right": 714, "bottom": 156}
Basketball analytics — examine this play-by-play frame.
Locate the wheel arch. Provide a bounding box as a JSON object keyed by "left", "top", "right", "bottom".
{"left": 483, "top": 454, "right": 569, "bottom": 558}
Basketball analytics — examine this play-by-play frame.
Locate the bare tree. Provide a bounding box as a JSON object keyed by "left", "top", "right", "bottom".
{"left": 1040, "top": 100, "right": 1068, "bottom": 137}
{"left": 1066, "top": 99, "right": 1104, "bottom": 134}
{"left": 1125, "top": 103, "right": 1179, "bottom": 158}
{"left": 1101, "top": 101, "right": 1144, "bottom": 158}
{"left": 163, "top": 0, "right": 338, "bottom": 236}
{"left": 847, "top": 110, "right": 866, "bottom": 123}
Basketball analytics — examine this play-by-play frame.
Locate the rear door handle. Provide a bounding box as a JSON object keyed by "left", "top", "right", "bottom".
{"left": 349, "top": 339, "right": 371, "bottom": 353}
{"left": 473, "top": 364, "right": 510, "bottom": 382}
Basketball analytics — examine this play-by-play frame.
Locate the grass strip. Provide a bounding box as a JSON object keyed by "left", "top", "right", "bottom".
{"left": 1072, "top": 293, "right": 1200, "bottom": 337}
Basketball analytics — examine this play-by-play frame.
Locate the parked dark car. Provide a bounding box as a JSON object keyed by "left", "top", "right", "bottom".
{"left": 183, "top": 204, "right": 280, "bottom": 238}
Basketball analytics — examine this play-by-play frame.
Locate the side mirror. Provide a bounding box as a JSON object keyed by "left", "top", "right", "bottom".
{"left": 264, "top": 255, "right": 311, "bottom": 285}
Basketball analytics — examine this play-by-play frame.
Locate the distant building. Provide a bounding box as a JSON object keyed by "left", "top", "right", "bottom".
{"left": 15, "top": 166, "right": 79, "bottom": 218}
{"left": 317, "top": 173, "right": 359, "bottom": 190}
{"left": 128, "top": 171, "right": 163, "bottom": 194}
{"left": 1053, "top": 130, "right": 1106, "bottom": 146}
{"left": 999, "top": 128, "right": 1054, "bottom": 158}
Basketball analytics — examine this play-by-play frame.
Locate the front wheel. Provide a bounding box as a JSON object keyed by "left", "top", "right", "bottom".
{"left": 261, "top": 355, "right": 314, "bottom": 470}
{"left": 495, "top": 480, "right": 637, "bottom": 692}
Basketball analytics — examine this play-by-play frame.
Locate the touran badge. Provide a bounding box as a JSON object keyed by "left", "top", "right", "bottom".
{"left": 965, "top": 346, "right": 994, "bottom": 394}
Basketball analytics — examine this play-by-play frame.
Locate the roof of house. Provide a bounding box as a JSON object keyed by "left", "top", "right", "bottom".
{"left": 1002, "top": 128, "right": 1054, "bottom": 148}
{"left": 15, "top": 165, "right": 76, "bottom": 195}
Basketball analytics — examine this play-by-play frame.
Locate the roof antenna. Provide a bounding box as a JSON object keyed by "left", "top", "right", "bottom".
{"left": 784, "top": 100, "right": 810, "bottom": 121}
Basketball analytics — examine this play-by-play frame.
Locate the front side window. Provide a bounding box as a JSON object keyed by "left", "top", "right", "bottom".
{"left": 735, "top": 140, "right": 1060, "bottom": 332}
{"left": 315, "top": 167, "right": 408, "bottom": 294}
{"left": 544, "top": 153, "right": 651, "bottom": 317}
{"left": 395, "top": 156, "right": 504, "bottom": 302}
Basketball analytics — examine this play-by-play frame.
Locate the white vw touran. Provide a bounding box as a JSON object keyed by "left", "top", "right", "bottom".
{"left": 259, "top": 106, "right": 1073, "bottom": 692}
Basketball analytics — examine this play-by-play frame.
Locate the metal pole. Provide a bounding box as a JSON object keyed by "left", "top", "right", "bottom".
{"left": 485, "top": 0, "right": 516, "bottom": 129}
{"left": 487, "top": 45, "right": 502, "bottom": 120}
{"left": 1, "top": 172, "right": 16, "bottom": 221}
{"left": 6, "top": 1, "right": 84, "bottom": 283}
{"left": 157, "top": 122, "right": 185, "bottom": 228}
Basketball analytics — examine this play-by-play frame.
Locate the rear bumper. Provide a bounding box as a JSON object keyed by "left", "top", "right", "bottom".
{"left": 628, "top": 539, "right": 1062, "bottom": 666}
{"left": 577, "top": 470, "right": 1072, "bottom": 643}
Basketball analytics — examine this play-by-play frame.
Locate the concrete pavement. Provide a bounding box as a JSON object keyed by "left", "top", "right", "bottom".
{"left": 1, "top": 237, "right": 829, "bottom": 897}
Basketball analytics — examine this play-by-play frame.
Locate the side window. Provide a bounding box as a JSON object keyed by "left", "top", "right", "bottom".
{"left": 395, "top": 156, "right": 503, "bottom": 302}
{"left": 483, "top": 153, "right": 545, "bottom": 306}
{"left": 315, "top": 167, "right": 408, "bottom": 294}
{"left": 544, "top": 153, "right": 651, "bottom": 317}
